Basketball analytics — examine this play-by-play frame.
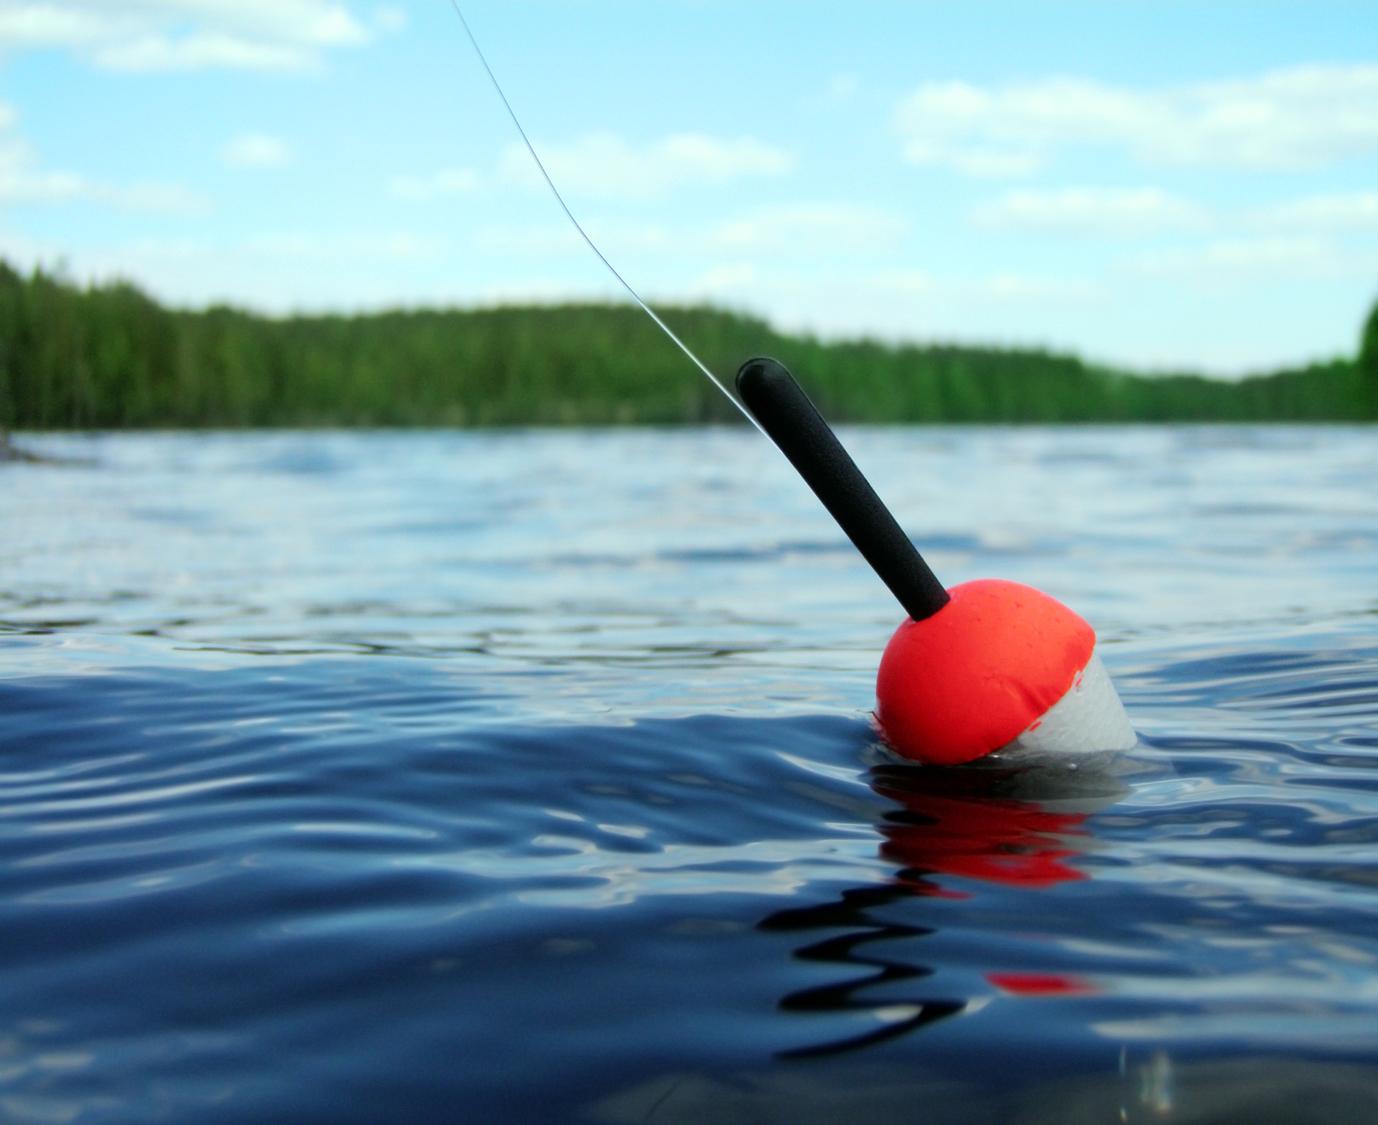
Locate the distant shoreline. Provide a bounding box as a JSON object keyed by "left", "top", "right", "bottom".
{"left": 4, "top": 260, "right": 1374, "bottom": 427}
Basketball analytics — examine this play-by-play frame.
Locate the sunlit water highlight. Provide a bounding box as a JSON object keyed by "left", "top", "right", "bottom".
{"left": 2, "top": 426, "right": 1376, "bottom": 1122}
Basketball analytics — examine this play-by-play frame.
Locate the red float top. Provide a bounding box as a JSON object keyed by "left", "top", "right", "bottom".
{"left": 875, "top": 578, "right": 1095, "bottom": 765}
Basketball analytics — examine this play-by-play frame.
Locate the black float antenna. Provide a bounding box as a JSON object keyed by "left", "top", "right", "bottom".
{"left": 736, "top": 358, "right": 949, "bottom": 621}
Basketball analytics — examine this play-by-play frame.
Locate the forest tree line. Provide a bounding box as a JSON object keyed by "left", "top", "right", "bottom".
{"left": 2, "top": 259, "right": 1374, "bottom": 428}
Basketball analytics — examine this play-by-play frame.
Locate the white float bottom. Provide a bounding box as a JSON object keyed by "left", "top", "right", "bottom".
{"left": 1004, "top": 649, "right": 1137, "bottom": 756}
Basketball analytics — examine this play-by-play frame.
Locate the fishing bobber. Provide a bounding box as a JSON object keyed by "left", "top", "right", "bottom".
{"left": 877, "top": 578, "right": 1135, "bottom": 764}
{"left": 735, "top": 357, "right": 1136, "bottom": 766}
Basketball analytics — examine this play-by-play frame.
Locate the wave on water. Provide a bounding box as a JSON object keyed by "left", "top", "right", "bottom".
{"left": 1, "top": 427, "right": 1376, "bottom": 1121}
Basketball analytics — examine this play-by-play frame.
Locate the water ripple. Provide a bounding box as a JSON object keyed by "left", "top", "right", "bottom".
{"left": 2, "top": 428, "right": 1376, "bottom": 1120}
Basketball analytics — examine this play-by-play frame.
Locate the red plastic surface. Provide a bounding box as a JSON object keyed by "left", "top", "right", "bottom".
{"left": 875, "top": 578, "right": 1095, "bottom": 765}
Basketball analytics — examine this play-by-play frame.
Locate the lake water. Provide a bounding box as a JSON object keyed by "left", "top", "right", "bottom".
{"left": 2, "top": 425, "right": 1377, "bottom": 1122}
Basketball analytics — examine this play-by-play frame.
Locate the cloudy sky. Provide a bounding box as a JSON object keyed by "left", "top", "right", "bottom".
{"left": 4, "top": 0, "right": 1378, "bottom": 374}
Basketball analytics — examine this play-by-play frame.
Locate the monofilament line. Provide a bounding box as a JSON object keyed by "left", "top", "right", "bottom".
{"left": 447, "top": 0, "right": 764, "bottom": 434}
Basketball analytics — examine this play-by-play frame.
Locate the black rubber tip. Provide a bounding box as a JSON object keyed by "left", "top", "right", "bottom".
{"left": 736, "top": 357, "right": 949, "bottom": 622}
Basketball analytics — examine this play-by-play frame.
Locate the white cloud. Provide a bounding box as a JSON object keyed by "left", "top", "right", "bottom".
{"left": 388, "top": 167, "right": 479, "bottom": 201}
{"left": 896, "top": 65, "right": 1378, "bottom": 175}
{"left": 979, "top": 273, "right": 1099, "bottom": 302}
{"left": 867, "top": 267, "right": 937, "bottom": 297}
{"left": 1127, "top": 236, "right": 1353, "bottom": 279}
{"left": 668, "top": 265, "right": 1102, "bottom": 346}
{"left": 221, "top": 133, "right": 291, "bottom": 169}
{"left": 473, "top": 204, "right": 905, "bottom": 262}
{"left": 0, "top": 102, "right": 205, "bottom": 211}
{"left": 0, "top": 1, "right": 370, "bottom": 71}
{"left": 474, "top": 222, "right": 669, "bottom": 256}
{"left": 245, "top": 231, "right": 436, "bottom": 260}
{"left": 93, "top": 34, "right": 312, "bottom": 72}
{"left": 695, "top": 264, "right": 937, "bottom": 319}
{"left": 711, "top": 265, "right": 1094, "bottom": 310}
{"left": 372, "top": 6, "right": 406, "bottom": 34}
{"left": 0, "top": 3, "right": 103, "bottom": 48}
{"left": 706, "top": 204, "right": 907, "bottom": 255}
{"left": 694, "top": 262, "right": 759, "bottom": 294}
{"left": 0, "top": 171, "right": 205, "bottom": 211}
{"left": 500, "top": 132, "right": 794, "bottom": 197}
{"left": 1250, "top": 191, "right": 1378, "bottom": 230}
{"left": 0, "top": 162, "right": 205, "bottom": 211}
{"left": 826, "top": 74, "right": 858, "bottom": 101}
{"left": 974, "top": 187, "right": 1209, "bottom": 235}
{"left": 947, "top": 150, "right": 1041, "bottom": 179}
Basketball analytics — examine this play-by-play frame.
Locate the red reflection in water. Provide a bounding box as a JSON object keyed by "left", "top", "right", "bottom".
{"left": 986, "top": 971, "right": 1097, "bottom": 996}
{"left": 874, "top": 784, "right": 1091, "bottom": 895}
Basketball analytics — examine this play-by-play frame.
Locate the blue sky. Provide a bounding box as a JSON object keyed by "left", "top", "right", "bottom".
{"left": 4, "top": 1, "right": 1377, "bottom": 374}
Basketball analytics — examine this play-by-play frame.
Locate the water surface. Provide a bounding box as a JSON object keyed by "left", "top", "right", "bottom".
{"left": 3, "top": 426, "right": 1377, "bottom": 1122}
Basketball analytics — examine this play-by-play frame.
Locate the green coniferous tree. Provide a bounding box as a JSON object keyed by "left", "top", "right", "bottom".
{"left": 1359, "top": 296, "right": 1378, "bottom": 420}
{"left": 0, "top": 258, "right": 1371, "bottom": 428}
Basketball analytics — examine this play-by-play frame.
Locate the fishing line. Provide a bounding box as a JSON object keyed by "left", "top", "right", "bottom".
{"left": 447, "top": 0, "right": 763, "bottom": 433}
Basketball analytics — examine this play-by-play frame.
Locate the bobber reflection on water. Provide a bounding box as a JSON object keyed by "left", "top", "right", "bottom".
{"left": 736, "top": 358, "right": 1136, "bottom": 765}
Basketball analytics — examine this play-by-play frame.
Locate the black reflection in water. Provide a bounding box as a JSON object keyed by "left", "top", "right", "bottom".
{"left": 761, "top": 757, "right": 1125, "bottom": 1059}
{"left": 760, "top": 883, "right": 963, "bottom": 1058}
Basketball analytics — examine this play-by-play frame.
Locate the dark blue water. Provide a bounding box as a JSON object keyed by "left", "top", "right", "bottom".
{"left": 3, "top": 427, "right": 1377, "bottom": 1122}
